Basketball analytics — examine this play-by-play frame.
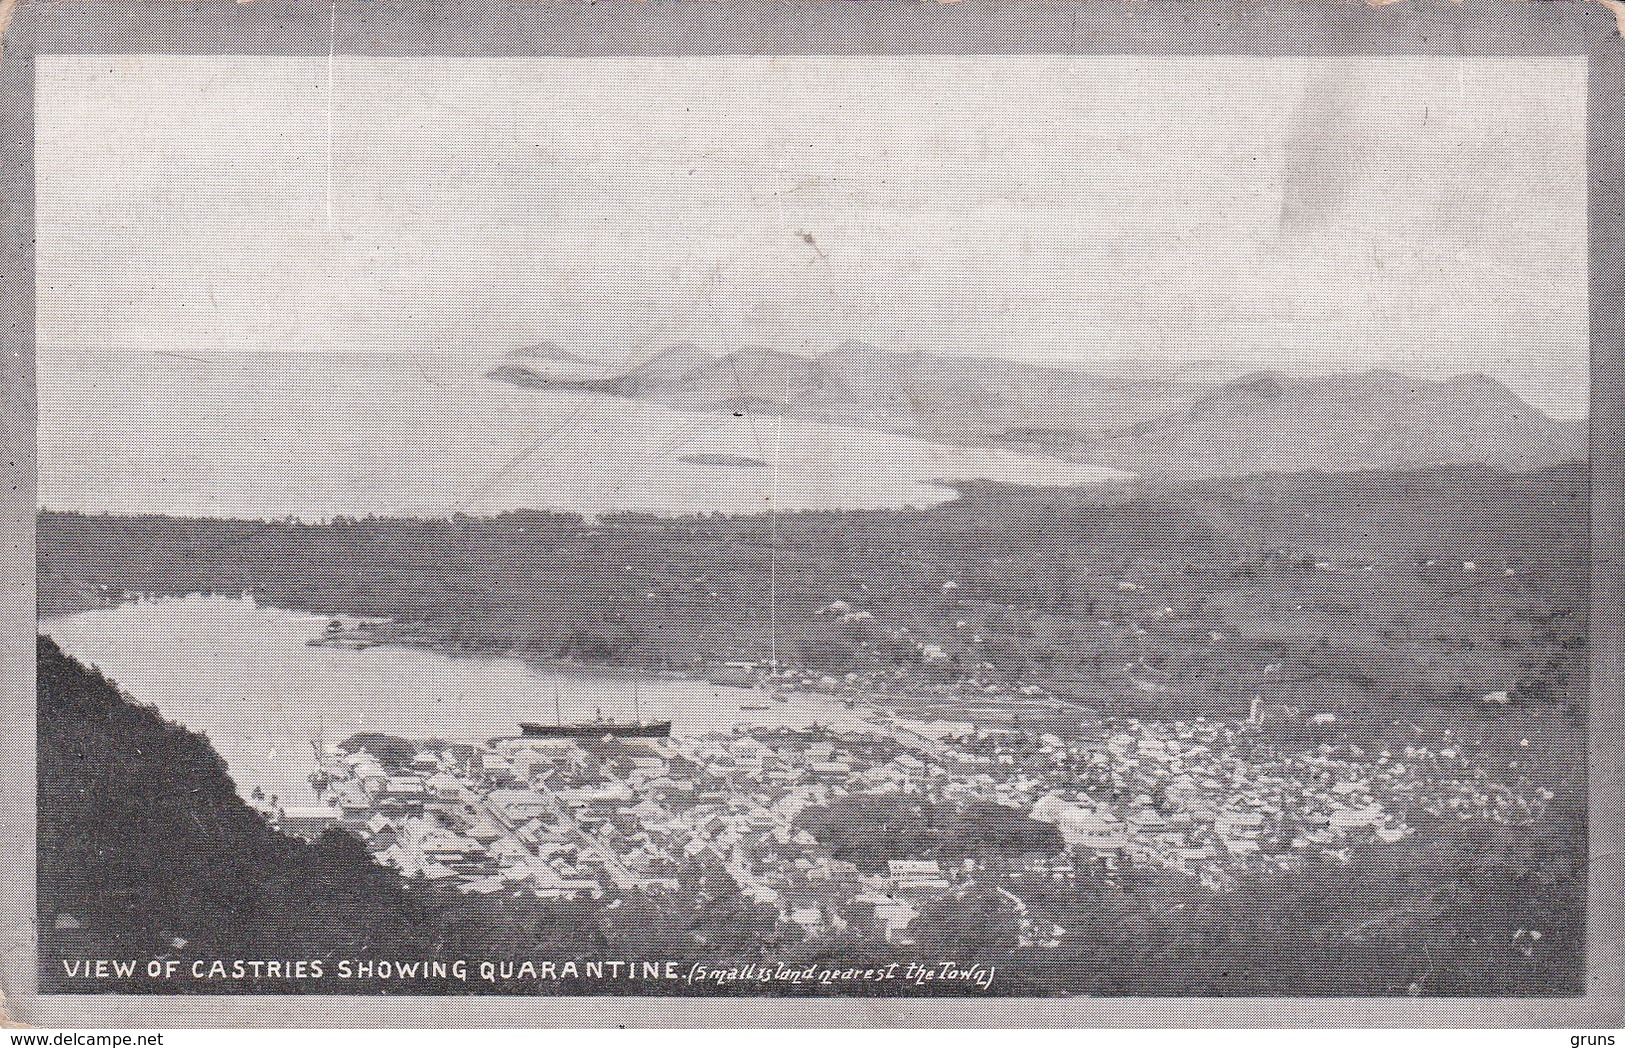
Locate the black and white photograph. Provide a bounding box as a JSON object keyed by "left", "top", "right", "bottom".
{"left": 2, "top": 0, "right": 1622, "bottom": 1030}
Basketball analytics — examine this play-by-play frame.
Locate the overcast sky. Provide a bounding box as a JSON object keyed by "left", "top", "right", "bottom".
{"left": 36, "top": 54, "right": 1588, "bottom": 416}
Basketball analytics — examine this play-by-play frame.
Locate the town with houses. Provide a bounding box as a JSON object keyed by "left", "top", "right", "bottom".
{"left": 267, "top": 692, "right": 1556, "bottom": 949}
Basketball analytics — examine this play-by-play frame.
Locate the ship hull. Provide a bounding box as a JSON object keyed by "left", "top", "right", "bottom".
{"left": 519, "top": 720, "right": 672, "bottom": 739}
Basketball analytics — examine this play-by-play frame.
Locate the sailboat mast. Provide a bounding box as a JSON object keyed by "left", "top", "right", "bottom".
{"left": 553, "top": 674, "right": 563, "bottom": 727}
{"left": 632, "top": 674, "right": 642, "bottom": 725}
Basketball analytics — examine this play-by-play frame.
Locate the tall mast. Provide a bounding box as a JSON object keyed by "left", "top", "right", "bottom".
{"left": 553, "top": 673, "right": 563, "bottom": 727}
{"left": 768, "top": 393, "right": 785, "bottom": 679}
{"left": 632, "top": 674, "right": 642, "bottom": 725}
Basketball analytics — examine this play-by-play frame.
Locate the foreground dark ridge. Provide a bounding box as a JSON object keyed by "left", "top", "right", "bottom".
{"left": 36, "top": 634, "right": 461, "bottom": 992}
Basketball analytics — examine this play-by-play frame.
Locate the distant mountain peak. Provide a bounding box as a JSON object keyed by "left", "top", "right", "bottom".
{"left": 1225, "top": 372, "right": 1286, "bottom": 400}
{"left": 1082, "top": 366, "right": 1582, "bottom": 478}
{"left": 488, "top": 342, "right": 620, "bottom": 389}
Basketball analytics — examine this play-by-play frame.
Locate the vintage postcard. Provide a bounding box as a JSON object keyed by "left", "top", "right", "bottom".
{"left": 0, "top": 0, "right": 1621, "bottom": 1029}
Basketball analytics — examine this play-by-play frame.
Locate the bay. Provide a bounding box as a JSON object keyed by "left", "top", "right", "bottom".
{"left": 38, "top": 348, "right": 1128, "bottom": 521}
{"left": 42, "top": 595, "right": 876, "bottom": 806}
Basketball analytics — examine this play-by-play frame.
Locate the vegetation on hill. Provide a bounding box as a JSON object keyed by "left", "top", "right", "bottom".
{"left": 37, "top": 463, "right": 1589, "bottom": 728}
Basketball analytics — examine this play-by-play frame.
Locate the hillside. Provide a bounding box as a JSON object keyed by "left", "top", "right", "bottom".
{"left": 36, "top": 634, "right": 458, "bottom": 990}
{"left": 489, "top": 346, "right": 1585, "bottom": 478}
{"left": 1046, "top": 370, "right": 1587, "bottom": 478}
{"left": 38, "top": 463, "right": 1590, "bottom": 719}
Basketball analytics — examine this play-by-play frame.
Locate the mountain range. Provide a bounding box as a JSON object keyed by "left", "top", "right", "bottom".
{"left": 488, "top": 343, "right": 1586, "bottom": 480}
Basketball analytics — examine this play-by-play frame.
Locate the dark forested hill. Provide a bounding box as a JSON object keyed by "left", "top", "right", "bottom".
{"left": 36, "top": 634, "right": 465, "bottom": 991}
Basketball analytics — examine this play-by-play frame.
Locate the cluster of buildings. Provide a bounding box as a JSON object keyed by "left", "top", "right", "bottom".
{"left": 282, "top": 706, "right": 1551, "bottom": 946}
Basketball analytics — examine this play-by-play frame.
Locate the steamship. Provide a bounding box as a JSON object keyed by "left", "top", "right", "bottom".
{"left": 519, "top": 674, "right": 671, "bottom": 739}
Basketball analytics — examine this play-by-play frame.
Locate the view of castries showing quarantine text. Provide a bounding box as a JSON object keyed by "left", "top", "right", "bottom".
{"left": 33, "top": 54, "right": 1591, "bottom": 997}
